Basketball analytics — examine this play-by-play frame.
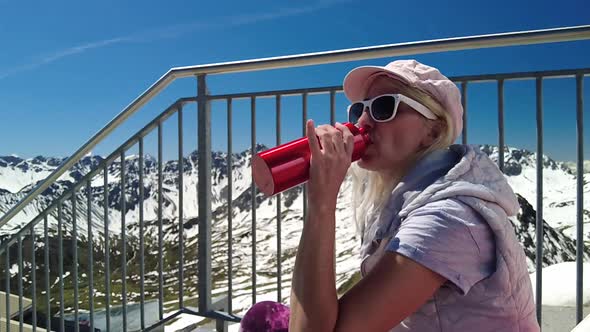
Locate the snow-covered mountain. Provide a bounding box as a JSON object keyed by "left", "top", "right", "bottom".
{"left": 0, "top": 154, "right": 103, "bottom": 194}
{"left": 0, "top": 145, "right": 588, "bottom": 321}
{"left": 480, "top": 144, "right": 590, "bottom": 241}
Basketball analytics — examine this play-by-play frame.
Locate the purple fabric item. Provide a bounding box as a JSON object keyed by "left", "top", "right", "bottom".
{"left": 239, "top": 301, "right": 290, "bottom": 332}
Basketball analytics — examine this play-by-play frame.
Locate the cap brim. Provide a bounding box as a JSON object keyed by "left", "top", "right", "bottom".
{"left": 343, "top": 65, "right": 409, "bottom": 101}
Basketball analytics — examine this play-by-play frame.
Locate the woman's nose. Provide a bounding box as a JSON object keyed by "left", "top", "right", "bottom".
{"left": 357, "top": 107, "right": 374, "bottom": 129}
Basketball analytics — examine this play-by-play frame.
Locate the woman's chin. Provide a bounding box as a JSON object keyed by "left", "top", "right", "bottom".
{"left": 357, "top": 156, "right": 376, "bottom": 171}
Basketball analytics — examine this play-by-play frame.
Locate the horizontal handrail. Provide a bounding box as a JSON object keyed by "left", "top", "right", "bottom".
{"left": 450, "top": 67, "right": 590, "bottom": 83}
{"left": 1, "top": 24, "right": 590, "bottom": 229}
{"left": 172, "top": 25, "right": 590, "bottom": 76}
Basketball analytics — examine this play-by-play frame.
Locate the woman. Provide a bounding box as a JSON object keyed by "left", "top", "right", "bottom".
{"left": 241, "top": 60, "right": 539, "bottom": 332}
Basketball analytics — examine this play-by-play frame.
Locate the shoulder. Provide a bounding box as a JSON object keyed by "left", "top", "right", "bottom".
{"left": 405, "top": 197, "right": 482, "bottom": 225}
{"left": 401, "top": 198, "right": 495, "bottom": 256}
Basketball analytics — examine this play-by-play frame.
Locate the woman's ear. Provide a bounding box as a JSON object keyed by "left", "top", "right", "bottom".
{"left": 421, "top": 120, "right": 443, "bottom": 149}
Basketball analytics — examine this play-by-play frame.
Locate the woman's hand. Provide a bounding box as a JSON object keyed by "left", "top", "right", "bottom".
{"left": 306, "top": 119, "right": 355, "bottom": 209}
{"left": 289, "top": 120, "right": 353, "bottom": 331}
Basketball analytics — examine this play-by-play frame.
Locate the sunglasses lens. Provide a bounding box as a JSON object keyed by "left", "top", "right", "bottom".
{"left": 371, "top": 95, "right": 396, "bottom": 121}
{"left": 348, "top": 103, "right": 364, "bottom": 123}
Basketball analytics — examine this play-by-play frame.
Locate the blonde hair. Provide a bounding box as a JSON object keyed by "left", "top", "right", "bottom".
{"left": 350, "top": 75, "right": 455, "bottom": 252}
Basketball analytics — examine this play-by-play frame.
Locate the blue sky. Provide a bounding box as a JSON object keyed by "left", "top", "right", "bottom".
{"left": 0, "top": 0, "right": 589, "bottom": 162}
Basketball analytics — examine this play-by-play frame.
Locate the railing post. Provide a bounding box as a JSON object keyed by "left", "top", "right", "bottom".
{"left": 251, "top": 96, "right": 257, "bottom": 306}
{"left": 157, "top": 122, "right": 164, "bottom": 320}
{"left": 5, "top": 248, "right": 10, "bottom": 332}
{"left": 58, "top": 203, "right": 65, "bottom": 332}
{"left": 535, "top": 76, "right": 544, "bottom": 326}
{"left": 461, "top": 82, "right": 468, "bottom": 144}
{"left": 497, "top": 79, "right": 505, "bottom": 173}
{"left": 178, "top": 105, "right": 185, "bottom": 310}
{"left": 227, "top": 98, "right": 234, "bottom": 315}
{"left": 575, "top": 73, "right": 584, "bottom": 324}
{"left": 276, "top": 95, "right": 282, "bottom": 303}
{"left": 197, "top": 74, "right": 212, "bottom": 312}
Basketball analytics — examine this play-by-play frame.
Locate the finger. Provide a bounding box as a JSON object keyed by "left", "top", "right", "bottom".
{"left": 317, "top": 126, "right": 334, "bottom": 154}
{"left": 334, "top": 122, "right": 351, "bottom": 136}
{"left": 331, "top": 126, "right": 345, "bottom": 155}
{"left": 306, "top": 119, "right": 321, "bottom": 158}
{"left": 335, "top": 122, "right": 355, "bottom": 158}
{"left": 345, "top": 131, "right": 355, "bottom": 159}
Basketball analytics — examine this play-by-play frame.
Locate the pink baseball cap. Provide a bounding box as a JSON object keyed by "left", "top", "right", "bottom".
{"left": 343, "top": 59, "right": 464, "bottom": 141}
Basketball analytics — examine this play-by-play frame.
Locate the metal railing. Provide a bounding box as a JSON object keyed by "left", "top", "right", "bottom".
{"left": 0, "top": 25, "right": 589, "bottom": 331}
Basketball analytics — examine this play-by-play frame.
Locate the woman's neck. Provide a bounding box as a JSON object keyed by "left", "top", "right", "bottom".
{"left": 379, "top": 157, "right": 419, "bottom": 185}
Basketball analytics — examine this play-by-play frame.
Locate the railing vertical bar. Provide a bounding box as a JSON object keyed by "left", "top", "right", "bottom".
{"left": 535, "top": 76, "right": 544, "bottom": 326}
{"left": 461, "top": 82, "right": 468, "bottom": 144}
{"left": 276, "top": 94, "right": 283, "bottom": 302}
{"left": 158, "top": 121, "right": 164, "bottom": 319}
{"left": 178, "top": 106, "right": 185, "bottom": 308}
{"left": 72, "top": 193, "right": 79, "bottom": 332}
{"left": 197, "top": 74, "right": 212, "bottom": 312}
{"left": 44, "top": 216, "right": 50, "bottom": 332}
{"left": 5, "top": 248, "right": 9, "bottom": 332}
{"left": 302, "top": 92, "right": 308, "bottom": 222}
{"left": 330, "top": 90, "right": 336, "bottom": 126}
{"left": 250, "top": 95, "right": 257, "bottom": 305}
{"left": 227, "top": 97, "right": 233, "bottom": 313}
{"left": 18, "top": 235, "right": 23, "bottom": 332}
{"left": 120, "top": 150, "right": 128, "bottom": 332}
{"left": 104, "top": 164, "right": 111, "bottom": 332}
{"left": 58, "top": 203, "right": 65, "bottom": 332}
{"left": 498, "top": 79, "right": 505, "bottom": 172}
{"left": 138, "top": 137, "right": 146, "bottom": 330}
{"left": 29, "top": 223, "right": 37, "bottom": 332}
{"left": 87, "top": 180, "right": 94, "bottom": 332}
{"left": 575, "top": 73, "right": 584, "bottom": 324}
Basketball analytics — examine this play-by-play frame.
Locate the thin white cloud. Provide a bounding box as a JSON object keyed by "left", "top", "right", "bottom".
{"left": 113, "top": 0, "right": 353, "bottom": 43}
{"left": 0, "top": 0, "right": 352, "bottom": 80}
{"left": 0, "top": 37, "right": 130, "bottom": 80}
{"left": 38, "top": 37, "right": 131, "bottom": 63}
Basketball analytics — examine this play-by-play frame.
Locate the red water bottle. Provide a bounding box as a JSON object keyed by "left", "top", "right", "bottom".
{"left": 252, "top": 122, "right": 371, "bottom": 196}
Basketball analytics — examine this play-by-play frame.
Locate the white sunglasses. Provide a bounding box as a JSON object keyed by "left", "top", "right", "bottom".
{"left": 347, "top": 93, "right": 437, "bottom": 123}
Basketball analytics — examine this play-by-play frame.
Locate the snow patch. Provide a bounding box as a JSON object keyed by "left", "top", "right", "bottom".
{"left": 530, "top": 262, "right": 590, "bottom": 307}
